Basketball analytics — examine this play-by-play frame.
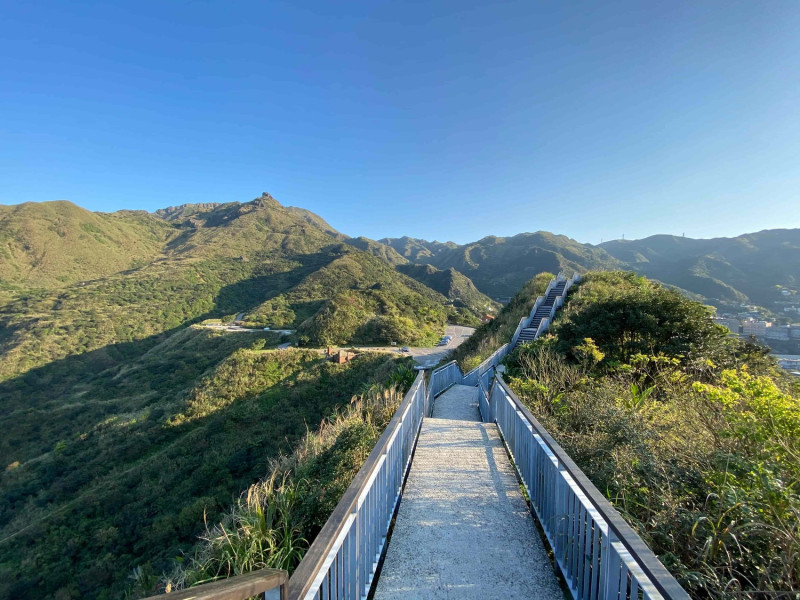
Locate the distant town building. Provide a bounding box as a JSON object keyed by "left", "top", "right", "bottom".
{"left": 776, "top": 355, "right": 800, "bottom": 372}
{"left": 742, "top": 319, "right": 770, "bottom": 337}
{"left": 791, "top": 326, "right": 800, "bottom": 339}
{"left": 481, "top": 314, "right": 495, "bottom": 324}
{"left": 765, "top": 325, "right": 791, "bottom": 341}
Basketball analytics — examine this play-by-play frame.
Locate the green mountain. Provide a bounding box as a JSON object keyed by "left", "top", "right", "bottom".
{"left": 2, "top": 192, "right": 797, "bottom": 599}
{"left": 599, "top": 230, "right": 800, "bottom": 306}
{"left": 383, "top": 231, "right": 619, "bottom": 298}
{"left": 396, "top": 263, "right": 499, "bottom": 318}
{"left": 0, "top": 200, "right": 171, "bottom": 289}
{"left": 0, "top": 194, "right": 465, "bottom": 380}
{"left": 0, "top": 194, "right": 460, "bottom": 599}
{"left": 383, "top": 229, "right": 800, "bottom": 314}
{"left": 377, "top": 235, "right": 457, "bottom": 263}
{"left": 341, "top": 236, "right": 409, "bottom": 266}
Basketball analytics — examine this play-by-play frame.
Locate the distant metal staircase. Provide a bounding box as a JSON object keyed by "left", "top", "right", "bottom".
{"left": 514, "top": 279, "right": 567, "bottom": 348}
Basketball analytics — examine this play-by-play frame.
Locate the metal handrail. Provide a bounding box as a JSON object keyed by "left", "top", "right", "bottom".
{"left": 463, "top": 343, "right": 508, "bottom": 387}
{"left": 143, "top": 568, "right": 288, "bottom": 600}
{"left": 428, "top": 360, "right": 462, "bottom": 404}
{"left": 509, "top": 316, "right": 528, "bottom": 348}
{"left": 490, "top": 376, "right": 689, "bottom": 600}
{"left": 287, "top": 372, "right": 427, "bottom": 600}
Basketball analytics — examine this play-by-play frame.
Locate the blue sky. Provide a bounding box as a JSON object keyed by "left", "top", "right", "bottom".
{"left": 1, "top": 1, "right": 798, "bottom": 244}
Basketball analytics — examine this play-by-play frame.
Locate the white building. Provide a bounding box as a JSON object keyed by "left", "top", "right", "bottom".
{"left": 742, "top": 319, "right": 770, "bottom": 337}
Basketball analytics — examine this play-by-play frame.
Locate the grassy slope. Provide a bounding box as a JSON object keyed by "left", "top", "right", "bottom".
{"left": 238, "top": 249, "right": 451, "bottom": 344}
{"left": 0, "top": 195, "right": 455, "bottom": 380}
{"left": 0, "top": 195, "right": 458, "bottom": 599}
{"left": 0, "top": 201, "right": 172, "bottom": 288}
{"left": 136, "top": 361, "right": 417, "bottom": 597}
{"left": 0, "top": 344, "right": 403, "bottom": 600}
{"left": 395, "top": 263, "right": 500, "bottom": 319}
{"left": 290, "top": 252, "right": 450, "bottom": 346}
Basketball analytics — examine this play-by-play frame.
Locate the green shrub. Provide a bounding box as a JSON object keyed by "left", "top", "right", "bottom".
{"left": 505, "top": 272, "right": 800, "bottom": 598}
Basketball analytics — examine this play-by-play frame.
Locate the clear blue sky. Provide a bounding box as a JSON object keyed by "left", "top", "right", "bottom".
{"left": 1, "top": 1, "right": 798, "bottom": 244}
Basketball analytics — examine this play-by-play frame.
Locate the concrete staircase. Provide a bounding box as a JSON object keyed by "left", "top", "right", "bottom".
{"left": 514, "top": 280, "right": 566, "bottom": 348}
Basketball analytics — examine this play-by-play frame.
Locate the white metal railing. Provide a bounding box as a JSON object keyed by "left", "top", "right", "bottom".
{"left": 463, "top": 343, "right": 508, "bottom": 388}
{"left": 488, "top": 377, "right": 689, "bottom": 600}
{"left": 288, "top": 373, "right": 428, "bottom": 600}
{"left": 427, "top": 360, "right": 462, "bottom": 412}
{"left": 477, "top": 378, "right": 492, "bottom": 423}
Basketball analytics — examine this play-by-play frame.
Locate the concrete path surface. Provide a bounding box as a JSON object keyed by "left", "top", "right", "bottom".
{"left": 373, "top": 384, "right": 562, "bottom": 600}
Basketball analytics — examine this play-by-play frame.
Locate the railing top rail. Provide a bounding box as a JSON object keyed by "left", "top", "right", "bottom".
{"left": 288, "top": 371, "right": 426, "bottom": 600}
{"left": 430, "top": 360, "right": 459, "bottom": 375}
{"left": 142, "top": 568, "right": 287, "bottom": 600}
{"left": 494, "top": 375, "right": 690, "bottom": 600}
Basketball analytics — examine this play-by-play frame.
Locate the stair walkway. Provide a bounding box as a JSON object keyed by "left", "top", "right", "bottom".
{"left": 373, "top": 384, "right": 562, "bottom": 600}
{"left": 515, "top": 280, "right": 567, "bottom": 348}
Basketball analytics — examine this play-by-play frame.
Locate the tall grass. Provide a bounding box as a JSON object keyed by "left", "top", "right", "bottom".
{"left": 149, "top": 382, "right": 406, "bottom": 596}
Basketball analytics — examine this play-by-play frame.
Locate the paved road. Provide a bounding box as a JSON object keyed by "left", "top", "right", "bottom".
{"left": 374, "top": 384, "right": 562, "bottom": 599}
{"left": 312, "top": 325, "right": 475, "bottom": 365}
{"left": 196, "top": 323, "right": 475, "bottom": 363}
{"left": 408, "top": 325, "right": 475, "bottom": 367}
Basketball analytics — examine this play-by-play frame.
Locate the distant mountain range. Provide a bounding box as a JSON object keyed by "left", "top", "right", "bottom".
{"left": 381, "top": 229, "right": 800, "bottom": 311}
{"left": 2, "top": 194, "right": 798, "bottom": 378}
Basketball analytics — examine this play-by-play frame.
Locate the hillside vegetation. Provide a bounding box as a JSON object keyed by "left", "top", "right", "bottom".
{"left": 504, "top": 272, "right": 799, "bottom": 598}
{"left": 599, "top": 230, "right": 800, "bottom": 307}
{"left": 383, "top": 232, "right": 617, "bottom": 297}
{"left": 0, "top": 194, "right": 482, "bottom": 599}
{"left": 2, "top": 193, "right": 797, "bottom": 600}
{"left": 134, "top": 363, "right": 416, "bottom": 597}
{"left": 449, "top": 271, "right": 553, "bottom": 372}
{"left": 0, "top": 343, "right": 408, "bottom": 599}
{"left": 0, "top": 201, "right": 171, "bottom": 288}
{"left": 0, "top": 195, "right": 484, "bottom": 381}
{"left": 394, "top": 263, "right": 498, "bottom": 326}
